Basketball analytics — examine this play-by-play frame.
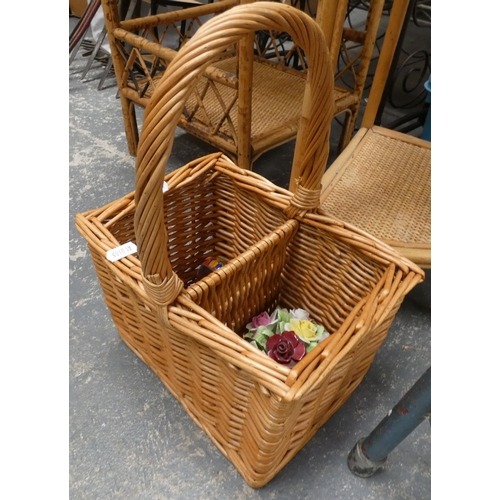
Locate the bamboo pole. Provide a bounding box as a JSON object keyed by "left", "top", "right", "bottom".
{"left": 326, "top": 0, "right": 349, "bottom": 70}
{"left": 337, "top": 0, "right": 386, "bottom": 149}
{"left": 351, "top": 0, "right": 386, "bottom": 100}
{"left": 361, "top": 0, "right": 411, "bottom": 128}
{"left": 101, "top": 0, "right": 140, "bottom": 155}
{"left": 236, "top": 33, "right": 254, "bottom": 170}
{"left": 315, "top": 0, "right": 342, "bottom": 51}
{"left": 120, "top": 0, "right": 239, "bottom": 31}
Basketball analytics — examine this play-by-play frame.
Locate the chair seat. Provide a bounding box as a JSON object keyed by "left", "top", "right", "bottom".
{"left": 126, "top": 56, "right": 352, "bottom": 160}
{"left": 320, "top": 126, "right": 431, "bottom": 268}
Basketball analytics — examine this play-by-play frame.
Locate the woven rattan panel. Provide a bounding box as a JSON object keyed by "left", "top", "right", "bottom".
{"left": 184, "top": 57, "right": 307, "bottom": 140}
{"left": 132, "top": 60, "right": 347, "bottom": 146}
{"left": 321, "top": 132, "right": 431, "bottom": 246}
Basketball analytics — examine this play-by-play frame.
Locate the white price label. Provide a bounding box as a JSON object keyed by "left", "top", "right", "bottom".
{"left": 106, "top": 242, "right": 137, "bottom": 262}
{"left": 163, "top": 181, "right": 169, "bottom": 193}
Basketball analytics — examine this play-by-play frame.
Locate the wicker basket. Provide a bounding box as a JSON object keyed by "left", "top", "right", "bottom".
{"left": 75, "top": 2, "right": 424, "bottom": 488}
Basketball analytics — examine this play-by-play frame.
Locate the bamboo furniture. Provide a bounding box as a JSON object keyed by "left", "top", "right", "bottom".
{"left": 319, "top": 0, "right": 431, "bottom": 268}
{"left": 316, "top": 0, "right": 386, "bottom": 150}
{"left": 100, "top": 0, "right": 387, "bottom": 168}
{"left": 76, "top": 2, "right": 424, "bottom": 487}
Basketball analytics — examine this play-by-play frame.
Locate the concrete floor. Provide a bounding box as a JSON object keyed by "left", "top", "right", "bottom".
{"left": 69, "top": 9, "right": 431, "bottom": 499}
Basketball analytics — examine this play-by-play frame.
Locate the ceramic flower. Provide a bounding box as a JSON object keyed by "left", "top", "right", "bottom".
{"left": 246, "top": 309, "right": 278, "bottom": 331}
{"left": 244, "top": 306, "right": 330, "bottom": 362}
{"left": 289, "top": 308, "right": 310, "bottom": 320}
{"left": 287, "top": 319, "right": 318, "bottom": 342}
{"left": 266, "top": 331, "right": 306, "bottom": 367}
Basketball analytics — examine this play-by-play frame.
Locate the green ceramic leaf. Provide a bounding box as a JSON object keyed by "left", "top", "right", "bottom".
{"left": 306, "top": 342, "right": 318, "bottom": 353}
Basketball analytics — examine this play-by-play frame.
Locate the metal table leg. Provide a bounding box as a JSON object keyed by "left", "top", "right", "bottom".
{"left": 348, "top": 367, "right": 431, "bottom": 478}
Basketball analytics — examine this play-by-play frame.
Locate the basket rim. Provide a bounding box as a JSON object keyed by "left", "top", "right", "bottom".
{"left": 78, "top": 152, "right": 424, "bottom": 276}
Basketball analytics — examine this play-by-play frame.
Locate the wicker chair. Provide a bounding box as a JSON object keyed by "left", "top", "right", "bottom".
{"left": 319, "top": 0, "right": 431, "bottom": 268}
{"left": 101, "top": 0, "right": 386, "bottom": 169}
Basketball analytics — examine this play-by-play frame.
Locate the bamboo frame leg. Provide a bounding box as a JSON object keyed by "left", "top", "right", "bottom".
{"left": 316, "top": 0, "right": 345, "bottom": 57}
{"left": 237, "top": 32, "right": 254, "bottom": 170}
{"left": 337, "top": 0, "right": 385, "bottom": 152}
{"left": 122, "top": 98, "right": 140, "bottom": 156}
{"left": 361, "top": 0, "right": 411, "bottom": 129}
{"left": 336, "top": 108, "right": 355, "bottom": 153}
{"left": 236, "top": 0, "right": 255, "bottom": 170}
{"left": 101, "top": 0, "right": 141, "bottom": 155}
{"left": 324, "top": 0, "right": 350, "bottom": 71}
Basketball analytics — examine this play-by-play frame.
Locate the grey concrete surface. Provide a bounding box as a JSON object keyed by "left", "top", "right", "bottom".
{"left": 69, "top": 10, "right": 431, "bottom": 499}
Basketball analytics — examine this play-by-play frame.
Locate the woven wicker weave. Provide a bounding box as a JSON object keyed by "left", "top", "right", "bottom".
{"left": 76, "top": 3, "right": 424, "bottom": 487}
{"left": 321, "top": 127, "right": 431, "bottom": 266}
{"left": 134, "top": 57, "right": 350, "bottom": 157}
{"left": 184, "top": 57, "right": 307, "bottom": 150}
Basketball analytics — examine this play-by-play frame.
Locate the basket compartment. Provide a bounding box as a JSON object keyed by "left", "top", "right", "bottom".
{"left": 166, "top": 214, "right": 397, "bottom": 486}
{"left": 104, "top": 160, "right": 289, "bottom": 289}
{"left": 80, "top": 155, "right": 293, "bottom": 364}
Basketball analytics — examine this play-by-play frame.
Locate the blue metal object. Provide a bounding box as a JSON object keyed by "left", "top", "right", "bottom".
{"left": 421, "top": 75, "right": 431, "bottom": 141}
{"left": 348, "top": 367, "right": 431, "bottom": 478}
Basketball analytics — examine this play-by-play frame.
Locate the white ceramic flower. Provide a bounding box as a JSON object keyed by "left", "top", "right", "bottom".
{"left": 289, "top": 308, "right": 310, "bottom": 320}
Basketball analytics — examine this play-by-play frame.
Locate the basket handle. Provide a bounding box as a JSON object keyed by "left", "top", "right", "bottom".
{"left": 134, "top": 1, "right": 335, "bottom": 303}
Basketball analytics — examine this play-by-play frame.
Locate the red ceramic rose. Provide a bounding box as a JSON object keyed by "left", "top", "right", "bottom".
{"left": 266, "top": 331, "right": 306, "bottom": 367}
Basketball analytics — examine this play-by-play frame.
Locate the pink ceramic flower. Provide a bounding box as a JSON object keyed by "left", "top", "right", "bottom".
{"left": 246, "top": 310, "right": 278, "bottom": 331}
{"left": 266, "top": 331, "right": 306, "bottom": 366}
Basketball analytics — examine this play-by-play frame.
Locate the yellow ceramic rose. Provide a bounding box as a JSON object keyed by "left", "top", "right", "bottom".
{"left": 289, "top": 319, "right": 317, "bottom": 342}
